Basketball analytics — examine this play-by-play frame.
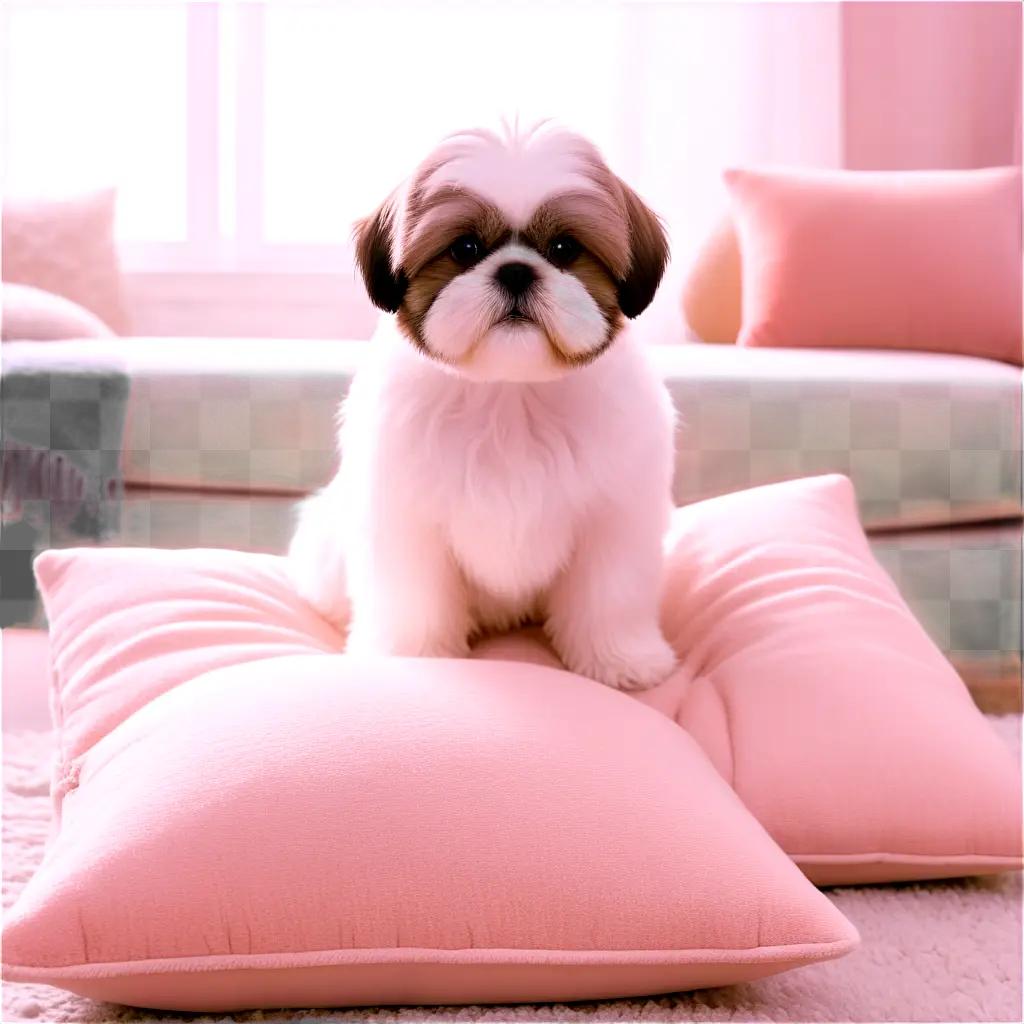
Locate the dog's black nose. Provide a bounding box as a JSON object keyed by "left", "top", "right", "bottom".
{"left": 495, "top": 262, "right": 536, "bottom": 297}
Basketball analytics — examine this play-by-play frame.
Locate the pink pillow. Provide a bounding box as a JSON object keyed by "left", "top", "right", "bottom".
{"left": 2, "top": 188, "right": 128, "bottom": 334}
{"left": 5, "top": 476, "right": 1020, "bottom": 1009}
{"left": 475, "top": 477, "right": 1022, "bottom": 884}
{"left": 26, "top": 476, "right": 1020, "bottom": 886}
{"left": 646, "top": 474, "right": 1022, "bottom": 884}
{"left": 725, "top": 166, "right": 1023, "bottom": 365}
{"left": 2, "top": 658, "right": 856, "bottom": 1011}
{"left": 2, "top": 282, "right": 115, "bottom": 341}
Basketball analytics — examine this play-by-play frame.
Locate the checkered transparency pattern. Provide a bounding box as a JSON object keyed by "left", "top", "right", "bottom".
{"left": 670, "top": 377, "right": 1021, "bottom": 529}
{"left": 871, "top": 525, "right": 1022, "bottom": 664}
{"left": 3, "top": 345, "right": 1021, "bottom": 667}
{"left": 118, "top": 361, "right": 1021, "bottom": 534}
{"left": 0, "top": 365, "right": 128, "bottom": 627}
{"left": 118, "top": 491, "right": 296, "bottom": 551}
{"left": 122, "top": 371, "right": 341, "bottom": 495}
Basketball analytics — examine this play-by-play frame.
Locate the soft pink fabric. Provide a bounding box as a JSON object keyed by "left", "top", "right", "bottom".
{"left": 646, "top": 474, "right": 1023, "bottom": 884}
{"left": 1, "top": 283, "right": 115, "bottom": 341}
{"left": 1, "top": 653, "right": 856, "bottom": 1010}
{"left": 841, "top": 3, "right": 1021, "bottom": 170}
{"left": 1, "top": 189, "right": 127, "bottom": 334}
{"left": 4, "top": 730, "right": 1022, "bottom": 1024}
{"left": 35, "top": 548, "right": 345, "bottom": 788}
{"left": 725, "top": 166, "right": 1023, "bottom": 365}
{"left": 27, "top": 476, "right": 1022, "bottom": 888}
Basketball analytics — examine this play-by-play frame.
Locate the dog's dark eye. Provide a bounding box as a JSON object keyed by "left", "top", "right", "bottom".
{"left": 547, "top": 235, "right": 582, "bottom": 268}
{"left": 449, "top": 234, "right": 485, "bottom": 267}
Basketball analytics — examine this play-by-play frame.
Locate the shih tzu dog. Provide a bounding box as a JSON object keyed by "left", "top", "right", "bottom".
{"left": 289, "top": 122, "right": 677, "bottom": 690}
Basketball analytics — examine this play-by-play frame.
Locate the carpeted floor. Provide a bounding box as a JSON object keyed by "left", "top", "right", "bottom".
{"left": 3, "top": 723, "right": 1021, "bottom": 1024}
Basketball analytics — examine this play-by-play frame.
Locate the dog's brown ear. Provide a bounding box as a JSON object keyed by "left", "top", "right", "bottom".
{"left": 615, "top": 180, "right": 669, "bottom": 319}
{"left": 354, "top": 196, "right": 408, "bottom": 313}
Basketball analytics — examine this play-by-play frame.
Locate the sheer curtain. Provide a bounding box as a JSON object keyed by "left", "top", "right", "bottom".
{"left": 840, "top": 1, "right": 1022, "bottom": 171}
{"left": 612, "top": 1, "right": 842, "bottom": 342}
{"left": 256, "top": 0, "right": 844, "bottom": 339}
{"left": 1, "top": 3, "right": 189, "bottom": 241}
{"left": 1, "top": 0, "right": 846, "bottom": 338}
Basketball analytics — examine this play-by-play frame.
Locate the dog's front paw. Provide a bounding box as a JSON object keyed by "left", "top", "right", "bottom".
{"left": 287, "top": 559, "right": 350, "bottom": 629}
{"left": 556, "top": 627, "right": 678, "bottom": 691}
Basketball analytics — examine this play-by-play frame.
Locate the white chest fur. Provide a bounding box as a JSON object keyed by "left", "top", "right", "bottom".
{"left": 434, "top": 386, "right": 588, "bottom": 599}
{"left": 338, "top": 322, "right": 673, "bottom": 609}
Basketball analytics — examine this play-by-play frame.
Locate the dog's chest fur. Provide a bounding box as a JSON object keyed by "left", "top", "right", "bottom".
{"left": 414, "top": 382, "right": 600, "bottom": 599}
{"left": 343, "top": 330, "right": 665, "bottom": 613}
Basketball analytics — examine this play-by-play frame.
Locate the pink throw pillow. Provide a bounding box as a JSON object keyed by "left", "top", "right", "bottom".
{"left": 2, "top": 656, "right": 856, "bottom": 1011}
{"left": 2, "top": 189, "right": 128, "bottom": 334}
{"left": 724, "top": 166, "right": 1022, "bottom": 364}
{"left": 2, "top": 282, "right": 115, "bottom": 340}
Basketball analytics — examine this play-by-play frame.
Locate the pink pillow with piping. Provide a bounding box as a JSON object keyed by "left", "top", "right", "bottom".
{"left": 474, "top": 475, "right": 1022, "bottom": 884}
{"left": 2, "top": 657, "right": 856, "bottom": 1011}
{"left": 2, "top": 282, "right": 115, "bottom": 340}
{"left": 2, "top": 188, "right": 128, "bottom": 334}
{"left": 25, "top": 475, "right": 1020, "bottom": 886}
{"left": 724, "top": 166, "right": 1023, "bottom": 365}
{"left": 646, "top": 474, "right": 1022, "bottom": 884}
{"left": 4, "top": 475, "right": 1020, "bottom": 1010}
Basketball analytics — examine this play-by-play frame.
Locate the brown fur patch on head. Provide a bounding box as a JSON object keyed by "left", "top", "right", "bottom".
{"left": 537, "top": 254, "right": 622, "bottom": 370}
{"left": 353, "top": 194, "right": 407, "bottom": 313}
{"left": 396, "top": 251, "right": 464, "bottom": 358}
{"left": 613, "top": 178, "right": 670, "bottom": 318}
{"left": 396, "top": 185, "right": 512, "bottom": 356}
{"left": 402, "top": 187, "right": 509, "bottom": 276}
{"left": 524, "top": 191, "right": 631, "bottom": 281}
{"left": 576, "top": 148, "right": 670, "bottom": 319}
{"left": 521, "top": 191, "right": 626, "bottom": 363}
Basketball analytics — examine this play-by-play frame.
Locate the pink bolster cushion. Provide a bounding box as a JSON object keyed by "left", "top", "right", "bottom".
{"left": 724, "top": 166, "right": 1023, "bottom": 365}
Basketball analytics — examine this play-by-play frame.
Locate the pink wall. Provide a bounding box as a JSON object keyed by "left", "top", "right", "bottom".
{"left": 842, "top": 1, "right": 1021, "bottom": 170}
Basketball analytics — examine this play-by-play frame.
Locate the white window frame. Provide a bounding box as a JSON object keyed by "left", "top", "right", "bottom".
{"left": 120, "top": 2, "right": 355, "bottom": 276}
{"left": 111, "top": 3, "right": 370, "bottom": 338}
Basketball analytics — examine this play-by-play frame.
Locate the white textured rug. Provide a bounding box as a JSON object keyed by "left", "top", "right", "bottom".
{"left": 3, "top": 723, "right": 1021, "bottom": 1024}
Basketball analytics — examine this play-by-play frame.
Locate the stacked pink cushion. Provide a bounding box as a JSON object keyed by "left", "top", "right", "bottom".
{"left": 3, "top": 475, "right": 1020, "bottom": 1011}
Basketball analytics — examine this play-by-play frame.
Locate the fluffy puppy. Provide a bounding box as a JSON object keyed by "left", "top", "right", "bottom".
{"left": 289, "top": 123, "right": 677, "bottom": 690}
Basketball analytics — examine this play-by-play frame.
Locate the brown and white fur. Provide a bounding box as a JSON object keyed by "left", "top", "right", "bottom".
{"left": 289, "top": 123, "right": 677, "bottom": 689}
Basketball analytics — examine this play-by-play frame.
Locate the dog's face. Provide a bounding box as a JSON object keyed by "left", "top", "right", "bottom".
{"left": 354, "top": 125, "right": 669, "bottom": 382}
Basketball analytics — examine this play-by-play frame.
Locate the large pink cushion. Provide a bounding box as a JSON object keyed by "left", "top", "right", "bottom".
{"left": 725, "top": 166, "right": 1023, "bottom": 365}
{"left": 26, "top": 475, "right": 1021, "bottom": 886}
{"left": 648, "top": 474, "right": 1022, "bottom": 884}
{"left": 2, "top": 658, "right": 856, "bottom": 1011}
{"left": 4, "top": 475, "right": 1019, "bottom": 1010}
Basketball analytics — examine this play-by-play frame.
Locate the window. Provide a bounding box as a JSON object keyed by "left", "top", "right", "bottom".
{"left": 2, "top": 1, "right": 843, "bottom": 338}
{"left": 262, "top": 2, "right": 621, "bottom": 243}
{"left": 3, "top": 1, "right": 623, "bottom": 270}
{"left": 3, "top": 3, "right": 189, "bottom": 242}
